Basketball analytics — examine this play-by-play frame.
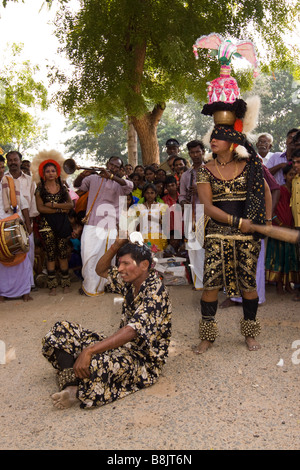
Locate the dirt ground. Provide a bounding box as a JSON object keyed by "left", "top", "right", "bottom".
{"left": 1, "top": 277, "right": 300, "bottom": 451}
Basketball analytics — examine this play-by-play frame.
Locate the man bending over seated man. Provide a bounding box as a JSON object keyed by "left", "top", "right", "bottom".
{"left": 42, "top": 236, "right": 172, "bottom": 409}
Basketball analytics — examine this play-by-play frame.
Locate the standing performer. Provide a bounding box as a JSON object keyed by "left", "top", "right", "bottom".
{"left": 77, "top": 156, "right": 133, "bottom": 296}
{"left": 192, "top": 33, "right": 272, "bottom": 353}
{"left": 35, "top": 154, "right": 74, "bottom": 295}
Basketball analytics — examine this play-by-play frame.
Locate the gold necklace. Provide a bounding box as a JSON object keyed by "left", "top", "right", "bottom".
{"left": 216, "top": 158, "right": 234, "bottom": 166}
{"left": 45, "top": 182, "right": 59, "bottom": 194}
{"left": 215, "top": 159, "right": 238, "bottom": 194}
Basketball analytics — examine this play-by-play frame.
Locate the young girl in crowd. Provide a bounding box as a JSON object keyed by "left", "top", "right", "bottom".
{"left": 128, "top": 183, "right": 169, "bottom": 252}
{"left": 130, "top": 173, "right": 144, "bottom": 200}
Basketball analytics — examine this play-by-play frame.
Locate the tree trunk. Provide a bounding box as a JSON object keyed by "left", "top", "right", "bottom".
{"left": 131, "top": 104, "right": 165, "bottom": 166}
{"left": 125, "top": 30, "right": 165, "bottom": 166}
{"left": 127, "top": 117, "right": 138, "bottom": 168}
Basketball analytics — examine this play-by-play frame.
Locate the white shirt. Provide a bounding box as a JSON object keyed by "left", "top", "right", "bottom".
{"left": 5, "top": 171, "right": 38, "bottom": 218}
{"left": 258, "top": 152, "right": 273, "bottom": 164}
{"left": 0, "top": 178, "right": 29, "bottom": 220}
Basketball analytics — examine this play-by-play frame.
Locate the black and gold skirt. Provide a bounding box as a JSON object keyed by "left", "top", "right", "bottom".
{"left": 203, "top": 219, "right": 261, "bottom": 298}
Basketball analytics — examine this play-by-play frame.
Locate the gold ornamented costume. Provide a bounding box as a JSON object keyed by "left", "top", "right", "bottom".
{"left": 193, "top": 33, "right": 265, "bottom": 343}
{"left": 197, "top": 162, "right": 261, "bottom": 298}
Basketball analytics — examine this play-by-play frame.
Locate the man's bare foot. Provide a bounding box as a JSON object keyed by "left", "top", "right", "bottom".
{"left": 0, "top": 296, "right": 5, "bottom": 302}
{"left": 49, "top": 288, "right": 56, "bottom": 296}
{"left": 22, "top": 294, "right": 33, "bottom": 302}
{"left": 63, "top": 286, "right": 71, "bottom": 294}
{"left": 192, "top": 340, "right": 213, "bottom": 354}
{"left": 51, "top": 386, "right": 79, "bottom": 409}
{"left": 245, "top": 336, "right": 261, "bottom": 351}
{"left": 219, "top": 298, "right": 239, "bottom": 309}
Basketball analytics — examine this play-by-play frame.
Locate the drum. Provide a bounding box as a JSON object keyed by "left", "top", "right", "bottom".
{"left": 0, "top": 217, "right": 29, "bottom": 261}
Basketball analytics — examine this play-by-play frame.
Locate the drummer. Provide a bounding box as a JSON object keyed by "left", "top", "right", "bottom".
{"left": 0, "top": 155, "right": 33, "bottom": 302}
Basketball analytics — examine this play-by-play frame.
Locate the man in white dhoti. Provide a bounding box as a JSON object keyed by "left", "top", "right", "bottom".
{"left": 179, "top": 140, "right": 206, "bottom": 290}
{"left": 77, "top": 157, "right": 133, "bottom": 296}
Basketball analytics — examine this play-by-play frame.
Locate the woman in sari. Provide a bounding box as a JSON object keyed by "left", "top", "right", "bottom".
{"left": 265, "top": 163, "right": 299, "bottom": 293}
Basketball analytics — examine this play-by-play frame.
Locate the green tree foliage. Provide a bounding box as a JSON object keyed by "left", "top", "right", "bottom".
{"left": 64, "top": 116, "right": 128, "bottom": 162}
{"left": 0, "top": 44, "right": 49, "bottom": 152}
{"left": 22, "top": 0, "right": 298, "bottom": 163}
{"left": 50, "top": 0, "right": 299, "bottom": 163}
{"left": 64, "top": 71, "right": 300, "bottom": 164}
{"left": 245, "top": 71, "right": 300, "bottom": 151}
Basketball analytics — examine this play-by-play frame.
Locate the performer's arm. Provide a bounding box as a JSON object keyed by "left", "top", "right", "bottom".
{"left": 35, "top": 191, "right": 73, "bottom": 213}
{"left": 95, "top": 236, "right": 127, "bottom": 279}
{"left": 197, "top": 182, "right": 254, "bottom": 233}
{"left": 73, "top": 326, "right": 137, "bottom": 379}
{"left": 44, "top": 191, "right": 74, "bottom": 211}
{"left": 99, "top": 168, "right": 127, "bottom": 186}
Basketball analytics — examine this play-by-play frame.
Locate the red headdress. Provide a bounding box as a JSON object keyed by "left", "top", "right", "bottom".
{"left": 38, "top": 159, "right": 61, "bottom": 179}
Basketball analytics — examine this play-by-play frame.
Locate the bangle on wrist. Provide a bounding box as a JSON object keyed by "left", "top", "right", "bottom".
{"left": 266, "top": 218, "right": 272, "bottom": 222}
{"left": 110, "top": 173, "right": 114, "bottom": 180}
{"left": 238, "top": 218, "right": 243, "bottom": 229}
{"left": 232, "top": 216, "right": 239, "bottom": 228}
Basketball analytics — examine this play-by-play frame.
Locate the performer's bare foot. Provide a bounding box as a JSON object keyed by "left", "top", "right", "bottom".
{"left": 276, "top": 281, "right": 285, "bottom": 295}
{"left": 63, "top": 286, "right": 71, "bottom": 294}
{"left": 0, "top": 296, "right": 5, "bottom": 302}
{"left": 219, "top": 298, "right": 239, "bottom": 309}
{"left": 22, "top": 294, "right": 33, "bottom": 302}
{"left": 192, "top": 340, "right": 213, "bottom": 354}
{"left": 49, "top": 288, "right": 56, "bottom": 296}
{"left": 51, "top": 386, "right": 79, "bottom": 409}
{"left": 245, "top": 336, "right": 261, "bottom": 351}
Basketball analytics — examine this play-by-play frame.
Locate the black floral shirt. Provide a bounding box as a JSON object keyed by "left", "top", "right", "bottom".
{"left": 106, "top": 267, "right": 172, "bottom": 367}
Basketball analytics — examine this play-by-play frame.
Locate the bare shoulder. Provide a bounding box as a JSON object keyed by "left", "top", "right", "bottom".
{"left": 205, "top": 159, "right": 215, "bottom": 169}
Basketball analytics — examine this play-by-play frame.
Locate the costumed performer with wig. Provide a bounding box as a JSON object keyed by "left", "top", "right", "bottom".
{"left": 34, "top": 150, "right": 73, "bottom": 295}
{"left": 192, "top": 33, "right": 272, "bottom": 353}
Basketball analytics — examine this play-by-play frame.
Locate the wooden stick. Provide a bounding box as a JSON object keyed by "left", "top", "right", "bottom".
{"left": 252, "top": 224, "right": 300, "bottom": 244}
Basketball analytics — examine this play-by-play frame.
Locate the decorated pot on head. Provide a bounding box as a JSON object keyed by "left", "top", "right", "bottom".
{"left": 193, "top": 32, "right": 266, "bottom": 232}
{"left": 193, "top": 32, "right": 260, "bottom": 158}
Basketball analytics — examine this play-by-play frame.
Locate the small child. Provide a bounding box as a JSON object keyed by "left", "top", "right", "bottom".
{"left": 68, "top": 210, "right": 84, "bottom": 280}
{"left": 164, "top": 231, "right": 187, "bottom": 258}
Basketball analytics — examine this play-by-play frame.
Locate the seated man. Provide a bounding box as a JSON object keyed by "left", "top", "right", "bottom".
{"left": 42, "top": 236, "right": 172, "bottom": 409}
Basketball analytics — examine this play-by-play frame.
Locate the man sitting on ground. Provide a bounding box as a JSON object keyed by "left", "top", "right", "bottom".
{"left": 42, "top": 235, "right": 172, "bottom": 409}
